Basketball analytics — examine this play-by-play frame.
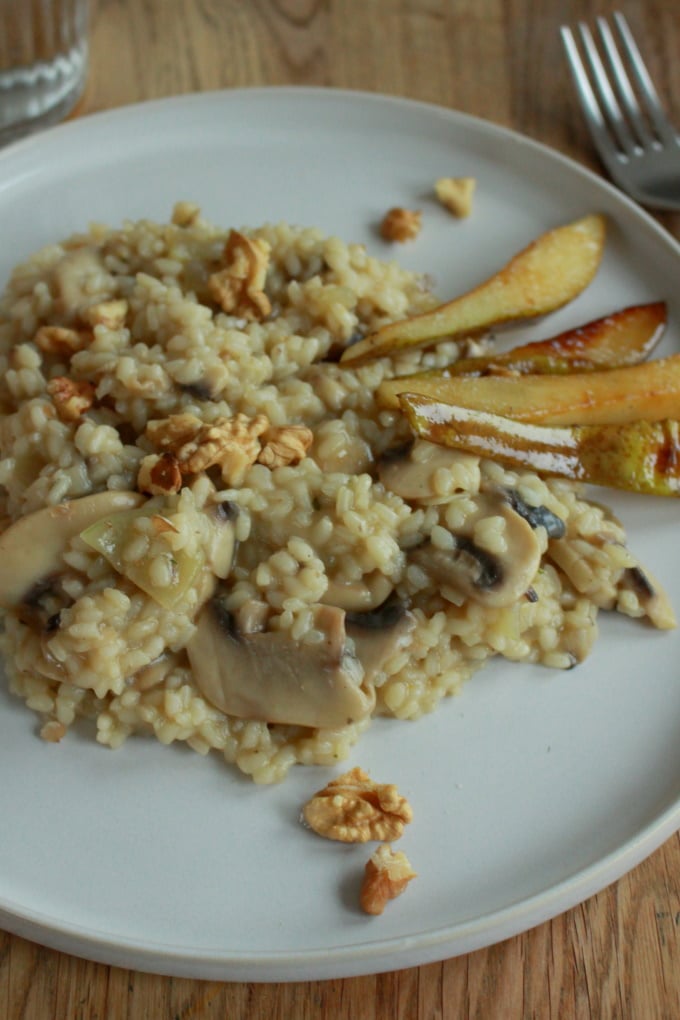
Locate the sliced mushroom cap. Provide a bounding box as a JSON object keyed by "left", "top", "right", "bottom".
{"left": 187, "top": 599, "right": 375, "bottom": 729}
{"left": 503, "top": 488, "right": 565, "bottom": 539}
{"left": 410, "top": 491, "right": 542, "bottom": 607}
{"left": 346, "top": 597, "right": 416, "bottom": 684}
{"left": 322, "top": 570, "right": 394, "bottom": 613}
{"left": 0, "top": 491, "right": 144, "bottom": 610}
{"left": 378, "top": 439, "right": 478, "bottom": 502}
{"left": 619, "top": 565, "right": 676, "bottom": 630}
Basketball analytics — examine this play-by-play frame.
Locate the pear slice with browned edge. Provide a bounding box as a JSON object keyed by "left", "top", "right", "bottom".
{"left": 399, "top": 392, "right": 680, "bottom": 498}
{"left": 341, "top": 213, "right": 606, "bottom": 365}
{"left": 377, "top": 301, "right": 666, "bottom": 408}
{"left": 381, "top": 352, "right": 680, "bottom": 426}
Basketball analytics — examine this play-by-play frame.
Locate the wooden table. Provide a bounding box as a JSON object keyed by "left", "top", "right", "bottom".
{"left": 2, "top": 1, "right": 680, "bottom": 1016}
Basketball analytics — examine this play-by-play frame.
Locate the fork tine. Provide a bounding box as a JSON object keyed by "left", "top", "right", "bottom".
{"left": 560, "top": 26, "right": 620, "bottom": 168}
{"left": 562, "top": 15, "right": 680, "bottom": 210}
{"left": 596, "top": 16, "right": 654, "bottom": 149}
{"left": 577, "top": 21, "right": 638, "bottom": 156}
{"left": 613, "top": 12, "right": 679, "bottom": 147}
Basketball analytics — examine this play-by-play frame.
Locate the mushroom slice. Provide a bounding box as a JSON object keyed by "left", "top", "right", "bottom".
{"left": 503, "top": 488, "right": 565, "bottom": 539}
{"left": 0, "top": 491, "right": 144, "bottom": 610}
{"left": 187, "top": 600, "right": 375, "bottom": 729}
{"left": 619, "top": 565, "right": 676, "bottom": 630}
{"left": 410, "top": 491, "right": 542, "bottom": 607}
{"left": 377, "top": 439, "right": 478, "bottom": 502}
{"left": 346, "top": 597, "right": 416, "bottom": 684}
{"left": 322, "top": 570, "right": 394, "bottom": 612}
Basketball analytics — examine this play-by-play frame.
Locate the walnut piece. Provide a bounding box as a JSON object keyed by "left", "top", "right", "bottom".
{"left": 137, "top": 453, "right": 183, "bottom": 495}
{"left": 302, "top": 766, "right": 413, "bottom": 843}
{"left": 145, "top": 411, "right": 271, "bottom": 487}
{"left": 360, "top": 844, "right": 417, "bottom": 915}
{"left": 257, "top": 425, "right": 313, "bottom": 468}
{"left": 434, "top": 176, "right": 476, "bottom": 218}
{"left": 172, "top": 201, "right": 201, "bottom": 227}
{"left": 146, "top": 413, "right": 203, "bottom": 451}
{"left": 81, "top": 299, "right": 129, "bottom": 329}
{"left": 380, "top": 207, "right": 422, "bottom": 243}
{"left": 34, "top": 325, "right": 91, "bottom": 357}
{"left": 180, "top": 414, "right": 270, "bottom": 484}
{"left": 208, "top": 230, "right": 272, "bottom": 320}
{"left": 46, "top": 376, "right": 95, "bottom": 421}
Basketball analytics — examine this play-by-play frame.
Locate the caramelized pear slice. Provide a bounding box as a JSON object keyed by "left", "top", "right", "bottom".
{"left": 400, "top": 393, "right": 680, "bottom": 497}
{"left": 377, "top": 302, "right": 666, "bottom": 408}
{"left": 382, "top": 352, "right": 680, "bottom": 426}
{"left": 341, "top": 214, "right": 606, "bottom": 365}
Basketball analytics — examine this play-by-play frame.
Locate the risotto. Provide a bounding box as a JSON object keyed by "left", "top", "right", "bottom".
{"left": 0, "top": 205, "right": 674, "bottom": 783}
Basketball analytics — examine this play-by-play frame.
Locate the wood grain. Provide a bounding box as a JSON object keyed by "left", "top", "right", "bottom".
{"left": 3, "top": 0, "right": 680, "bottom": 1016}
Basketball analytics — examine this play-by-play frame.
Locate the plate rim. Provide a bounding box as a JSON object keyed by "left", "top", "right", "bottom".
{"left": 1, "top": 84, "right": 679, "bottom": 980}
{"left": 0, "top": 797, "right": 678, "bottom": 980}
{"left": 0, "top": 83, "right": 678, "bottom": 253}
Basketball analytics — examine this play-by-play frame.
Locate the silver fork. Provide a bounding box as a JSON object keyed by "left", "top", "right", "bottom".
{"left": 561, "top": 12, "right": 680, "bottom": 211}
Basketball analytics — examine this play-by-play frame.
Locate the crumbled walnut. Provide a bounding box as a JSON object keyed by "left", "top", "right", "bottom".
{"left": 360, "top": 844, "right": 417, "bottom": 915}
{"left": 208, "top": 230, "right": 272, "bottom": 320}
{"left": 137, "top": 453, "right": 183, "bottom": 495}
{"left": 380, "top": 207, "right": 422, "bottom": 243}
{"left": 145, "top": 412, "right": 271, "bottom": 487}
{"left": 34, "top": 325, "right": 91, "bottom": 357}
{"left": 180, "top": 414, "right": 270, "bottom": 485}
{"left": 40, "top": 720, "right": 67, "bottom": 743}
{"left": 257, "top": 425, "right": 313, "bottom": 468}
{"left": 302, "top": 766, "right": 413, "bottom": 843}
{"left": 146, "top": 413, "right": 203, "bottom": 451}
{"left": 171, "top": 201, "right": 201, "bottom": 227}
{"left": 81, "top": 299, "right": 129, "bottom": 329}
{"left": 434, "top": 177, "right": 476, "bottom": 218}
{"left": 46, "top": 376, "right": 95, "bottom": 421}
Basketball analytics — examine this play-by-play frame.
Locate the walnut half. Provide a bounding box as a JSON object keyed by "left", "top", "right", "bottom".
{"left": 257, "top": 425, "right": 313, "bottom": 469}
{"left": 178, "top": 413, "right": 270, "bottom": 485}
{"left": 46, "top": 376, "right": 95, "bottom": 421}
{"left": 360, "top": 844, "right": 417, "bottom": 915}
{"left": 144, "top": 412, "right": 312, "bottom": 487}
{"left": 435, "top": 176, "right": 476, "bottom": 218}
{"left": 137, "top": 453, "right": 183, "bottom": 495}
{"left": 208, "top": 230, "right": 272, "bottom": 321}
{"left": 302, "top": 766, "right": 413, "bottom": 843}
{"left": 380, "top": 207, "right": 422, "bottom": 243}
{"left": 34, "top": 325, "right": 91, "bottom": 357}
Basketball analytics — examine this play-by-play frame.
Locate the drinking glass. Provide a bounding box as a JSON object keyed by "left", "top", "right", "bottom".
{"left": 0, "top": 0, "right": 89, "bottom": 145}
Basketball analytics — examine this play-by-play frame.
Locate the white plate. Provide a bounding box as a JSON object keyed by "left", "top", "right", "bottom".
{"left": 1, "top": 88, "right": 680, "bottom": 982}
